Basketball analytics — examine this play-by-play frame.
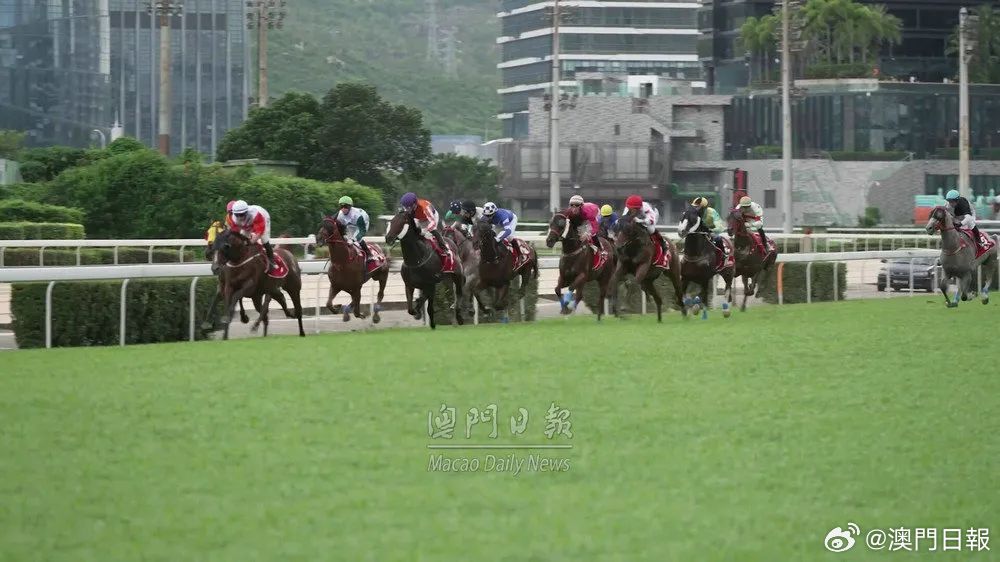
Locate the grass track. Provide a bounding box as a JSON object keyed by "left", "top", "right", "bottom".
{"left": 1, "top": 299, "right": 998, "bottom": 561}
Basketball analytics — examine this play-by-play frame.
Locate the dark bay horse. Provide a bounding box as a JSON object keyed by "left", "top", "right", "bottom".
{"left": 678, "top": 205, "right": 734, "bottom": 316}
{"left": 444, "top": 224, "right": 489, "bottom": 317}
{"left": 471, "top": 221, "right": 539, "bottom": 323}
{"left": 613, "top": 208, "right": 685, "bottom": 322}
{"left": 726, "top": 208, "right": 778, "bottom": 311}
{"left": 384, "top": 210, "right": 465, "bottom": 329}
{"left": 215, "top": 229, "right": 304, "bottom": 339}
{"left": 203, "top": 232, "right": 293, "bottom": 329}
{"left": 925, "top": 206, "right": 999, "bottom": 307}
{"left": 317, "top": 217, "right": 389, "bottom": 323}
{"left": 545, "top": 210, "right": 616, "bottom": 320}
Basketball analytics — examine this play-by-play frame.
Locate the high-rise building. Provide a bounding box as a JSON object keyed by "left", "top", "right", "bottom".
{"left": 497, "top": 0, "right": 704, "bottom": 138}
{"left": 0, "top": 0, "right": 249, "bottom": 157}
{"left": 699, "top": 0, "right": 974, "bottom": 94}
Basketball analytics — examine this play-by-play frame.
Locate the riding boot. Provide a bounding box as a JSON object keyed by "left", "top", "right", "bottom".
{"left": 655, "top": 231, "right": 668, "bottom": 257}
{"left": 264, "top": 242, "right": 277, "bottom": 272}
{"left": 972, "top": 226, "right": 983, "bottom": 248}
{"left": 431, "top": 229, "right": 452, "bottom": 267}
{"left": 757, "top": 228, "right": 769, "bottom": 254}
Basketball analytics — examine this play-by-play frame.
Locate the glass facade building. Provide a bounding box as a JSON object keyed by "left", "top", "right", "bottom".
{"left": 699, "top": 0, "right": 965, "bottom": 94}
{"left": 0, "top": 0, "right": 249, "bottom": 157}
{"left": 497, "top": 0, "right": 703, "bottom": 138}
{"left": 724, "top": 82, "right": 1000, "bottom": 160}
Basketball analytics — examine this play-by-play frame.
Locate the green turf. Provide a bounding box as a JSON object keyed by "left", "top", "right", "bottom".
{"left": 1, "top": 299, "right": 997, "bottom": 561}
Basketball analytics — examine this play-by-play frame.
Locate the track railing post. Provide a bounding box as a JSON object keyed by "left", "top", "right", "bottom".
{"left": 45, "top": 281, "right": 56, "bottom": 348}
{"left": 805, "top": 262, "right": 813, "bottom": 304}
{"left": 119, "top": 278, "right": 130, "bottom": 346}
{"left": 777, "top": 262, "right": 785, "bottom": 305}
{"left": 189, "top": 277, "right": 199, "bottom": 341}
{"left": 909, "top": 258, "right": 915, "bottom": 296}
{"left": 314, "top": 272, "right": 322, "bottom": 334}
{"left": 833, "top": 261, "right": 839, "bottom": 301}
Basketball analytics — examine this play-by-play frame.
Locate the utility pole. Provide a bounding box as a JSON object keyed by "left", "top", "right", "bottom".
{"left": 959, "top": 7, "right": 977, "bottom": 199}
{"left": 247, "top": 1, "right": 287, "bottom": 108}
{"left": 426, "top": 0, "right": 440, "bottom": 62}
{"left": 548, "top": 0, "right": 561, "bottom": 213}
{"left": 780, "top": 0, "right": 793, "bottom": 233}
{"left": 148, "top": 1, "right": 183, "bottom": 155}
{"left": 440, "top": 26, "right": 460, "bottom": 78}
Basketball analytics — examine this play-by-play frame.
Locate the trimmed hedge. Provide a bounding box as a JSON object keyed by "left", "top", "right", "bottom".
{"left": 829, "top": 151, "right": 907, "bottom": 161}
{"left": 758, "top": 262, "right": 847, "bottom": 304}
{"left": 431, "top": 275, "right": 539, "bottom": 325}
{"left": 1, "top": 247, "right": 201, "bottom": 266}
{"left": 0, "top": 222, "right": 85, "bottom": 240}
{"left": 11, "top": 278, "right": 221, "bottom": 348}
{"left": 0, "top": 199, "right": 84, "bottom": 223}
{"left": 804, "top": 63, "right": 870, "bottom": 79}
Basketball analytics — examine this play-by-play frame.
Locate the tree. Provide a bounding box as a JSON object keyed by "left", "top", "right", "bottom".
{"left": 415, "top": 154, "right": 499, "bottom": 210}
{"left": 739, "top": 15, "right": 778, "bottom": 83}
{"left": 796, "top": 0, "right": 901, "bottom": 72}
{"left": 947, "top": 4, "right": 1000, "bottom": 84}
{"left": 0, "top": 130, "right": 25, "bottom": 158}
{"left": 216, "top": 83, "right": 432, "bottom": 191}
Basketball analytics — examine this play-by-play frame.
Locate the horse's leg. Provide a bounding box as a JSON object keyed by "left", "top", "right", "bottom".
{"left": 374, "top": 269, "right": 388, "bottom": 324}
{"left": 982, "top": 256, "right": 995, "bottom": 305}
{"left": 555, "top": 271, "right": 570, "bottom": 315}
{"left": 680, "top": 277, "right": 692, "bottom": 318}
{"left": 201, "top": 284, "right": 221, "bottom": 330}
{"left": 496, "top": 283, "right": 511, "bottom": 323}
{"left": 940, "top": 273, "right": 954, "bottom": 307}
{"left": 642, "top": 277, "right": 663, "bottom": 323}
{"left": 239, "top": 298, "right": 250, "bottom": 324}
{"left": 699, "top": 283, "right": 710, "bottom": 320}
{"left": 260, "top": 294, "right": 272, "bottom": 337}
{"left": 404, "top": 282, "right": 418, "bottom": 319}
{"left": 672, "top": 269, "right": 686, "bottom": 317}
{"left": 222, "top": 286, "right": 243, "bottom": 341}
{"left": 250, "top": 292, "right": 270, "bottom": 334}
{"left": 453, "top": 275, "right": 465, "bottom": 326}
{"left": 290, "top": 287, "right": 305, "bottom": 337}
{"left": 569, "top": 272, "right": 588, "bottom": 314}
{"left": 326, "top": 284, "right": 341, "bottom": 316}
{"left": 271, "top": 290, "right": 294, "bottom": 318}
{"left": 349, "top": 288, "right": 365, "bottom": 320}
{"left": 426, "top": 285, "right": 437, "bottom": 330}
{"left": 741, "top": 275, "right": 752, "bottom": 312}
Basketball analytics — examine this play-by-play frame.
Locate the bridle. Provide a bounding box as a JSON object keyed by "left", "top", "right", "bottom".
{"left": 547, "top": 212, "right": 571, "bottom": 242}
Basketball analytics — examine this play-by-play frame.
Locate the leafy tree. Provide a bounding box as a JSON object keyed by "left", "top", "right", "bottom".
{"left": 216, "top": 83, "right": 432, "bottom": 190}
{"left": 0, "top": 130, "right": 25, "bottom": 158}
{"left": 415, "top": 154, "right": 499, "bottom": 210}
{"left": 107, "top": 136, "right": 147, "bottom": 156}
{"left": 17, "top": 146, "right": 91, "bottom": 183}
{"left": 947, "top": 5, "right": 1000, "bottom": 84}
{"left": 739, "top": 15, "right": 779, "bottom": 83}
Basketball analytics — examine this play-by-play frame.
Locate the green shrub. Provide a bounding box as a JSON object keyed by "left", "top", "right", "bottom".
{"left": 829, "top": 151, "right": 907, "bottom": 161}
{"left": 11, "top": 278, "right": 221, "bottom": 348}
{"left": 0, "top": 199, "right": 84, "bottom": 223}
{"left": 430, "top": 274, "right": 539, "bottom": 325}
{"left": 804, "top": 63, "right": 870, "bottom": 79}
{"left": 0, "top": 222, "right": 84, "bottom": 240}
{"left": 758, "top": 262, "right": 847, "bottom": 304}
{"left": 751, "top": 145, "right": 783, "bottom": 158}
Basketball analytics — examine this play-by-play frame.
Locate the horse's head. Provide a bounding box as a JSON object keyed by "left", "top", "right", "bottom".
{"left": 677, "top": 205, "right": 702, "bottom": 237}
{"left": 546, "top": 212, "right": 571, "bottom": 248}
{"left": 215, "top": 228, "right": 250, "bottom": 264}
{"left": 318, "top": 216, "right": 344, "bottom": 245}
{"left": 726, "top": 208, "right": 744, "bottom": 237}
{"left": 385, "top": 209, "right": 413, "bottom": 245}
{"left": 471, "top": 219, "right": 494, "bottom": 249}
{"left": 925, "top": 205, "right": 952, "bottom": 235}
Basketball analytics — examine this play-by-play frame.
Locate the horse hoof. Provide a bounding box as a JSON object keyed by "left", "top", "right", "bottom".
{"left": 947, "top": 302, "right": 959, "bottom": 308}
{"left": 240, "top": 315, "right": 249, "bottom": 324}
{"left": 739, "top": 304, "right": 747, "bottom": 312}
{"left": 982, "top": 297, "right": 990, "bottom": 305}
{"left": 373, "top": 311, "right": 381, "bottom": 324}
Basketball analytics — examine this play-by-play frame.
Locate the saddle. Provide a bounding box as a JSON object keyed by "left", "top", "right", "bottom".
{"left": 958, "top": 227, "right": 996, "bottom": 259}
{"left": 747, "top": 232, "right": 777, "bottom": 258}
{"left": 348, "top": 240, "right": 387, "bottom": 274}
{"left": 265, "top": 251, "right": 289, "bottom": 279}
{"left": 504, "top": 238, "right": 533, "bottom": 272}
{"left": 715, "top": 237, "right": 735, "bottom": 272}
{"left": 651, "top": 234, "right": 671, "bottom": 269}
{"left": 426, "top": 237, "right": 456, "bottom": 273}
{"left": 591, "top": 238, "right": 610, "bottom": 271}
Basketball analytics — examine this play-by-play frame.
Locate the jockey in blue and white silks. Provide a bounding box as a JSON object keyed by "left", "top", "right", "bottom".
{"left": 482, "top": 201, "right": 520, "bottom": 257}
{"left": 335, "top": 195, "right": 371, "bottom": 259}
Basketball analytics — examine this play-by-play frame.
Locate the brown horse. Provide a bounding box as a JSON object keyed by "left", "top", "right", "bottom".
{"left": 471, "top": 221, "right": 539, "bottom": 323}
{"left": 613, "top": 208, "right": 685, "bottom": 322}
{"left": 443, "top": 224, "right": 489, "bottom": 317}
{"left": 216, "top": 229, "right": 305, "bottom": 339}
{"left": 726, "top": 208, "right": 778, "bottom": 311}
{"left": 317, "top": 217, "right": 390, "bottom": 323}
{"left": 384, "top": 210, "right": 465, "bottom": 329}
{"left": 677, "top": 205, "right": 734, "bottom": 317}
{"left": 545, "top": 210, "right": 616, "bottom": 320}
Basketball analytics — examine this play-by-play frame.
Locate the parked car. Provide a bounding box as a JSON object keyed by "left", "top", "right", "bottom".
{"left": 877, "top": 256, "right": 942, "bottom": 292}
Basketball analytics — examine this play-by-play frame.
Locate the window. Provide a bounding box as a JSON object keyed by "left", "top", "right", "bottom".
{"left": 764, "top": 189, "right": 776, "bottom": 209}
{"left": 614, "top": 124, "right": 620, "bottom": 136}
{"left": 770, "top": 169, "right": 782, "bottom": 181}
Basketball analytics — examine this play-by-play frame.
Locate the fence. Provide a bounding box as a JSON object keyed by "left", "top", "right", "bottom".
{"left": 5, "top": 248, "right": 992, "bottom": 349}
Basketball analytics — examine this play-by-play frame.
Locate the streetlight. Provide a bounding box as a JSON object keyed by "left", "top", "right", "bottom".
{"left": 548, "top": 0, "right": 562, "bottom": 213}
{"left": 959, "top": 7, "right": 977, "bottom": 199}
{"left": 91, "top": 129, "right": 107, "bottom": 149}
{"left": 780, "top": 0, "right": 793, "bottom": 233}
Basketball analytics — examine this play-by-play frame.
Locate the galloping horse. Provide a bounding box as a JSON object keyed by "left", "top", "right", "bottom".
{"left": 443, "top": 224, "right": 488, "bottom": 317}
{"left": 215, "top": 229, "right": 305, "bottom": 339}
{"left": 612, "top": 208, "right": 684, "bottom": 322}
{"left": 726, "top": 208, "right": 778, "bottom": 311}
{"left": 677, "top": 205, "right": 734, "bottom": 314}
{"left": 384, "top": 210, "right": 465, "bottom": 329}
{"left": 925, "top": 205, "right": 999, "bottom": 307}
{"left": 317, "top": 217, "right": 390, "bottom": 323}
{"left": 545, "top": 210, "right": 616, "bottom": 320}
{"left": 471, "top": 221, "right": 539, "bottom": 322}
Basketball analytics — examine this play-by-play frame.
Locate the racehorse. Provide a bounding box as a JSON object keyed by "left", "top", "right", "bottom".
{"left": 443, "top": 224, "right": 489, "bottom": 317}
{"left": 384, "top": 210, "right": 465, "bottom": 329}
{"left": 471, "top": 221, "right": 539, "bottom": 323}
{"left": 925, "top": 205, "right": 999, "bottom": 307}
{"left": 726, "top": 208, "right": 778, "bottom": 311}
{"left": 215, "top": 229, "right": 304, "bottom": 339}
{"left": 202, "top": 233, "right": 283, "bottom": 329}
{"left": 545, "top": 210, "right": 616, "bottom": 320}
{"left": 317, "top": 217, "right": 390, "bottom": 323}
{"left": 613, "top": 207, "right": 685, "bottom": 322}
{"left": 677, "top": 205, "right": 734, "bottom": 315}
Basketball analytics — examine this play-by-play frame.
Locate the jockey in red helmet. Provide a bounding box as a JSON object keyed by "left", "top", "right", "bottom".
{"left": 623, "top": 195, "right": 668, "bottom": 256}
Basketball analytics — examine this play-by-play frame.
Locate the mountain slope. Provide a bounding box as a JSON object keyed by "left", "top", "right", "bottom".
{"left": 269, "top": 0, "right": 500, "bottom": 136}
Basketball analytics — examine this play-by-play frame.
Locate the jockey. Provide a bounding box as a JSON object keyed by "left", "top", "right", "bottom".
{"left": 230, "top": 199, "right": 276, "bottom": 272}
{"left": 399, "top": 192, "right": 452, "bottom": 263}
{"left": 623, "top": 195, "right": 669, "bottom": 256}
{"left": 482, "top": 201, "right": 520, "bottom": 259}
{"left": 945, "top": 189, "right": 983, "bottom": 247}
{"left": 567, "top": 194, "right": 600, "bottom": 253}
{"left": 445, "top": 200, "right": 481, "bottom": 237}
{"left": 335, "top": 195, "right": 371, "bottom": 260}
{"left": 737, "top": 196, "right": 770, "bottom": 254}
{"left": 224, "top": 200, "right": 238, "bottom": 229}
{"left": 598, "top": 204, "right": 619, "bottom": 240}
{"left": 692, "top": 197, "right": 727, "bottom": 255}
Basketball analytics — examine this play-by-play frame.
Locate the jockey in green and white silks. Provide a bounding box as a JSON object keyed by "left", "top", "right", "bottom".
{"left": 335, "top": 195, "right": 372, "bottom": 260}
